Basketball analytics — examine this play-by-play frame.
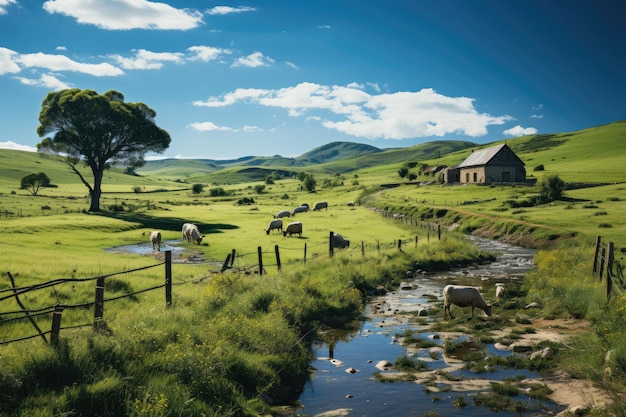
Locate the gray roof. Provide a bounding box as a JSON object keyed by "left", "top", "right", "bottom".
{"left": 458, "top": 143, "right": 508, "bottom": 168}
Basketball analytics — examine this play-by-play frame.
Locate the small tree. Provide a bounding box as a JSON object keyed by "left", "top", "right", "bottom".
{"left": 537, "top": 174, "right": 566, "bottom": 204}
{"left": 398, "top": 167, "right": 409, "bottom": 178}
{"left": 254, "top": 184, "right": 266, "bottom": 194}
{"left": 192, "top": 183, "right": 204, "bottom": 194}
{"left": 20, "top": 172, "right": 50, "bottom": 196}
{"left": 265, "top": 175, "right": 275, "bottom": 185}
{"left": 303, "top": 174, "right": 317, "bottom": 192}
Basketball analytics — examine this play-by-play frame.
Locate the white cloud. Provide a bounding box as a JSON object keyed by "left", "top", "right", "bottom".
{"left": 0, "top": 0, "right": 17, "bottom": 15}
{"left": 0, "top": 47, "right": 21, "bottom": 74}
{"left": 56, "top": 46, "right": 67, "bottom": 51}
{"left": 187, "top": 46, "right": 231, "bottom": 62}
{"left": 0, "top": 141, "right": 37, "bottom": 152}
{"left": 531, "top": 114, "right": 543, "bottom": 119}
{"left": 504, "top": 125, "right": 538, "bottom": 137}
{"left": 17, "top": 52, "right": 124, "bottom": 76}
{"left": 15, "top": 73, "right": 72, "bottom": 90}
{"left": 109, "top": 49, "right": 183, "bottom": 70}
{"left": 206, "top": 6, "right": 256, "bottom": 15}
{"left": 43, "top": 0, "right": 204, "bottom": 30}
{"left": 285, "top": 61, "right": 299, "bottom": 70}
{"left": 194, "top": 83, "right": 513, "bottom": 140}
{"left": 318, "top": 25, "right": 331, "bottom": 29}
{"left": 187, "top": 121, "right": 233, "bottom": 132}
{"left": 243, "top": 125, "right": 262, "bottom": 132}
{"left": 232, "top": 51, "right": 274, "bottom": 68}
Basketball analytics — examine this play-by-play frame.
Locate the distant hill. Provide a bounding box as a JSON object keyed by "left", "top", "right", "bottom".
{"left": 295, "top": 141, "right": 381, "bottom": 164}
{"left": 138, "top": 140, "right": 476, "bottom": 180}
{"left": 2, "top": 120, "right": 624, "bottom": 187}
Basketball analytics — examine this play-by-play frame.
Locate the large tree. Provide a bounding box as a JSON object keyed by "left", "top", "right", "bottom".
{"left": 36, "top": 89, "right": 171, "bottom": 212}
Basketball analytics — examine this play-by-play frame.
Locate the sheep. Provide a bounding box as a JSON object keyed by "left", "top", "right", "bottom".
{"left": 443, "top": 285, "right": 492, "bottom": 319}
{"left": 313, "top": 201, "right": 328, "bottom": 211}
{"left": 274, "top": 210, "right": 291, "bottom": 219}
{"left": 283, "top": 221, "right": 303, "bottom": 237}
{"left": 149, "top": 231, "right": 161, "bottom": 251}
{"left": 265, "top": 219, "right": 283, "bottom": 235}
{"left": 331, "top": 233, "right": 350, "bottom": 249}
{"left": 292, "top": 205, "right": 309, "bottom": 216}
{"left": 182, "top": 223, "right": 203, "bottom": 244}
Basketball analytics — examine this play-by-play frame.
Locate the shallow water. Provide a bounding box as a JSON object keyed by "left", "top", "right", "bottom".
{"left": 297, "top": 237, "right": 564, "bottom": 417}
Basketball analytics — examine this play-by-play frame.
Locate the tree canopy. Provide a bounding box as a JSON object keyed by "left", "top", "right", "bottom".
{"left": 36, "top": 89, "right": 171, "bottom": 211}
{"left": 20, "top": 172, "right": 51, "bottom": 196}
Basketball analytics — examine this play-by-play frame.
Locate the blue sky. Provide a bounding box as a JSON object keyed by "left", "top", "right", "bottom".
{"left": 0, "top": 0, "right": 623, "bottom": 160}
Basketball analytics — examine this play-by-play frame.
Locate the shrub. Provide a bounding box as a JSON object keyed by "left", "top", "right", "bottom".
{"left": 192, "top": 183, "right": 204, "bottom": 194}
{"left": 537, "top": 174, "right": 565, "bottom": 203}
{"left": 209, "top": 187, "right": 227, "bottom": 197}
{"left": 533, "top": 164, "right": 545, "bottom": 171}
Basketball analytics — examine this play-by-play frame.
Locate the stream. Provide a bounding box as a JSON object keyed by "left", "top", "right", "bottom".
{"left": 296, "top": 236, "right": 562, "bottom": 417}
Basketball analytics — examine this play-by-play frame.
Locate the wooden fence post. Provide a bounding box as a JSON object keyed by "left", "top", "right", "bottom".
{"left": 606, "top": 242, "right": 614, "bottom": 303}
{"left": 361, "top": 241, "right": 365, "bottom": 256}
{"left": 258, "top": 246, "right": 263, "bottom": 275}
{"left": 329, "top": 231, "right": 335, "bottom": 258}
{"left": 94, "top": 277, "right": 105, "bottom": 330}
{"left": 275, "top": 245, "right": 281, "bottom": 271}
{"left": 230, "top": 249, "right": 236, "bottom": 267}
{"left": 50, "top": 306, "right": 63, "bottom": 347}
{"left": 599, "top": 247, "right": 606, "bottom": 282}
{"left": 397, "top": 239, "right": 402, "bottom": 250}
{"left": 304, "top": 243, "right": 307, "bottom": 263}
{"left": 593, "top": 235, "right": 601, "bottom": 274}
{"left": 438, "top": 224, "right": 441, "bottom": 240}
{"left": 165, "top": 250, "right": 172, "bottom": 307}
{"left": 8, "top": 272, "right": 48, "bottom": 344}
{"left": 221, "top": 253, "right": 232, "bottom": 273}
{"left": 415, "top": 236, "right": 418, "bottom": 247}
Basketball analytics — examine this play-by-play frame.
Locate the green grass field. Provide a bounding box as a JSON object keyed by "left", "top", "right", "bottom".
{"left": 1, "top": 120, "right": 626, "bottom": 416}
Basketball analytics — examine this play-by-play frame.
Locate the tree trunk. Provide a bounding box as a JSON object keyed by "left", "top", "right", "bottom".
{"left": 89, "top": 168, "right": 104, "bottom": 212}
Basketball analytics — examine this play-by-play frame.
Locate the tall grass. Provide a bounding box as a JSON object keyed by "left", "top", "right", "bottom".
{"left": 522, "top": 244, "right": 626, "bottom": 414}
{"left": 0, "top": 232, "right": 489, "bottom": 416}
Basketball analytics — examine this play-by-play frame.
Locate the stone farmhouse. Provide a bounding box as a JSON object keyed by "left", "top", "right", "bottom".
{"left": 441, "top": 143, "right": 529, "bottom": 185}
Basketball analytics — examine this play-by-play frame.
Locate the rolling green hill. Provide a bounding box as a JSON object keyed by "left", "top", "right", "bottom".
{"left": 2, "top": 120, "right": 624, "bottom": 189}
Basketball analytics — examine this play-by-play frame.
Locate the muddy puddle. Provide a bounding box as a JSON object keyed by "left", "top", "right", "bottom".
{"left": 105, "top": 240, "right": 205, "bottom": 263}
{"left": 296, "top": 237, "right": 565, "bottom": 417}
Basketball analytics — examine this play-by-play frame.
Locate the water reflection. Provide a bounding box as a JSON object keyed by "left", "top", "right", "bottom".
{"left": 297, "top": 237, "right": 563, "bottom": 417}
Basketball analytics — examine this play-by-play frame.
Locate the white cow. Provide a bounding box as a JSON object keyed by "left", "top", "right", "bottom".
{"left": 443, "top": 285, "right": 492, "bottom": 319}
{"left": 149, "top": 231, "right": 162, "bottom": 251}
{"left": 182, "top": 223, "right": 203, "bottom": 244}
{"left": 265, "top": 219, "right": 283, "bottom": 235}
{"left": 283, "top": 221, "right": 303, "bottom": 237}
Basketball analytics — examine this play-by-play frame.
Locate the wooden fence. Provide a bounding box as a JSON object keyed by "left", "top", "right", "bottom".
{"left": 1, "top": 228, "right": 438, "bottom": 347}
{"left": 593, "top": 235, "right": 625, "bottom": 302}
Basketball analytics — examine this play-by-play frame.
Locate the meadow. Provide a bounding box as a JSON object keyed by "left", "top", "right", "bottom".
{"left": 1, "top": 120, "right": 626, "bottom": 416}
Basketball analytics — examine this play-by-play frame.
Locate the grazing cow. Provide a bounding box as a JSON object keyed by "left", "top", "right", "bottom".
{"left": 313, "top": 201, "right": 328, "bottom": 211}
{"left": 274, "top": 210, "right": 291, "bottom": 219}
{"left": 150, "top": 231, "right": 162, "bottom": 251}
{"left": 347, "top": 201, "right": 355, "bottom": 207}
{"left": 292, "top": 205, "right": 309, "bottom": 216}
{"left": 265, "top": 219, "right": 283, "bottom": 235}
{"left": 182, "top": 223, "right": 203, "bottom": 244}
{"left": 331, "top": 233, "right": 350, "bottom": 249}
{"left": 443, "top": 285, "right": 492, "bottom": 319}
{"left": 283, "top": 221, "right": 303, "bottom": 237}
